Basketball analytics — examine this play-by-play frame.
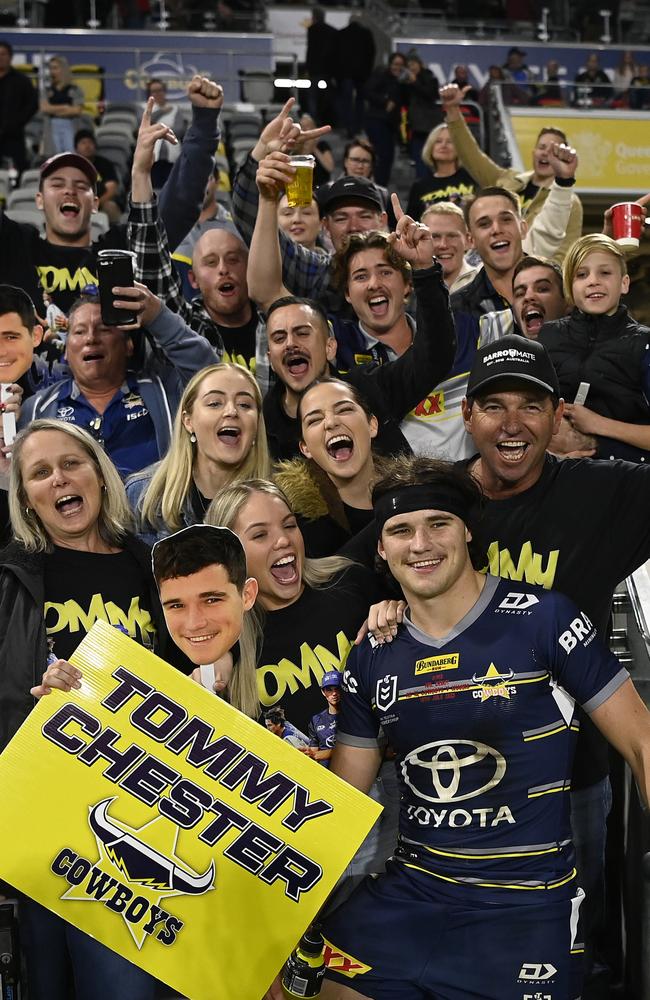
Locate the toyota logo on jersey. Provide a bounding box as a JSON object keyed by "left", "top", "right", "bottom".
{"left": 401, "top": 740, "right": 506, "bottom": 803}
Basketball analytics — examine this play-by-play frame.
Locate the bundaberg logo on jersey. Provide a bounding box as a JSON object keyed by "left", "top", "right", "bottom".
{"left": 414, "top": 653, "right": 459, "bottom": 675}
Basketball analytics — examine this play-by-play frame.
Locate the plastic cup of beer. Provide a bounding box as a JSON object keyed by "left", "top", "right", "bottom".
{"left": 610, "top": 202, "right": 644, "bottom": 247}
{"left": 286, "top": 155, "right": 315, "bottom": 208}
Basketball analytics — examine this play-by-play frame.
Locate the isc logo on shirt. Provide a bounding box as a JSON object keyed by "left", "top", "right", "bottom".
{"left": 414, "top": 653, "right": 459, "bottom": 675}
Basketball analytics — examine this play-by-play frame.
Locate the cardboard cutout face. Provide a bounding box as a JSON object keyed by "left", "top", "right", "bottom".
{"left": 152, "top": 525, "right": 257, "bottom": 669}
{"left": 0, "top": 310, "right": 43, "bottom": 383}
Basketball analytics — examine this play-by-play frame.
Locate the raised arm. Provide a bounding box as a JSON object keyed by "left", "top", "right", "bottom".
{"left": 128, "top": 100, "right": 190, "bottom": 319}
{"left": 112, "top": 282, "right": 219, "bottom": 380}
{"left": 158, "top": 75, "right": 224, "bottom": 251}
{"left": 358, "top": 195, "right": 456, "bottom": 416}
{"left": 523, "top": 143, "right": 583, "bottom": 263}
{"left": 231, "top": 101, "right": 332, "bottom": 299}
{"left": 440, "top": 83, "right": 502, "bottom": 187}
{"left": 247, "top": 152, "right": 294, "bottom": 310}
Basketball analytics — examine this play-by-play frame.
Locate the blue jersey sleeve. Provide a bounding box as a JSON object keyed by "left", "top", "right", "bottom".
{"left": 336, "top": 642, "right": 381, "bottom": 748}
{"left": 543, "top": 591, "right": 629, "bottom": 712}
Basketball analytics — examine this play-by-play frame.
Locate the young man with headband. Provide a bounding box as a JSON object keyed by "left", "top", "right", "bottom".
{"left": 298, "top": 456, "right": 650, "bottom": 1000}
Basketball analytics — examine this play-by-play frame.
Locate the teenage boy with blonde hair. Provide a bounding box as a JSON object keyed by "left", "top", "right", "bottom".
{"left": 540, "top": 233, "right": 650, "bottom": 461}
{"left": 420, "top": 202, "right": 477, "bottom": 291}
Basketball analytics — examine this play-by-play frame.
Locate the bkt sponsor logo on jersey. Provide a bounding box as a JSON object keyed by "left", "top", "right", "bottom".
{"left": 496, "top": 592, "right": 539, "bottom": 615}
{"left": 558, "top": 612, "right": 594, "bottom": 654}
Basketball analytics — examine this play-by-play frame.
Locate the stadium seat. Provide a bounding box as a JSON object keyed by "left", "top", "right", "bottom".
{"left": 71, "top": 64, "right": 105, "bottom": 117}
{"left": 7, "top": 189, "right": 37, "bottom": 210}
{"left": 4, "top": 208, "right": 43, "bottom": 230}
{"left": 19, "top": 168, "right": 42, "bottom": 189}
{"left": 91, "top": 212, "right": 110, "bottom": 238}
{"left": 96, "top": 124, "right": 136, "bottom": 145}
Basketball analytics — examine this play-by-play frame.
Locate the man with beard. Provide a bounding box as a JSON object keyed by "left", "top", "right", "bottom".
{"left": 247, "top": 153, "right": 455, "bottom": 461}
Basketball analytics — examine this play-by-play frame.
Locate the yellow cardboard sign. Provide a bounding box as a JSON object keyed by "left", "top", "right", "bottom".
{"left": 0, "top": 622, "right": 381, "bottom": 1000}
{"left": 510, "top": 113, "right": 650, "bottom": 193}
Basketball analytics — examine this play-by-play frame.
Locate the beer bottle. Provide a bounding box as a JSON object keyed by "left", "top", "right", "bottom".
{"left": 282, "top": 926, "right": 326, "bottom": 998}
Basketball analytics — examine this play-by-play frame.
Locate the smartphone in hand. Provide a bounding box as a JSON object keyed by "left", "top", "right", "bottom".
{"left": 97, "top": 250, "right": 138, "bottom": 327}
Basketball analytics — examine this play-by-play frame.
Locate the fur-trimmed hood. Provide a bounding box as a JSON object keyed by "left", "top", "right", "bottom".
{"left": 274, "top": 459, "right": 351, "bottom": 533}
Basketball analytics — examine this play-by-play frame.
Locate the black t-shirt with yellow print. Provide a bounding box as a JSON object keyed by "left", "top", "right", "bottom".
{"left": 44, "top": 545, "right": 157, "bottom": 661}
{"left": 257, "top": 564, "right": 383, "bottom": 733}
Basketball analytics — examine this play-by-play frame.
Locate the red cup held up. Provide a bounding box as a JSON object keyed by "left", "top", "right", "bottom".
{"left": 610, "top": 202, "right": 644, "bottom": 248}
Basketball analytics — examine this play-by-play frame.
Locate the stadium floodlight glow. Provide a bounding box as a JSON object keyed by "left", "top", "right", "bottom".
{"left": 598, "top": 8, "right": 612, "bottom": 43}
{"left": 537, "top": 7, "right": 549, "bottom": 41}
{"left": 274, "top": 79, "right": 312, "bottom": 89}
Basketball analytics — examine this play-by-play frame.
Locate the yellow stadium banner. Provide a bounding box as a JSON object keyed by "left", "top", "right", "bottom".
{"left": 509, "top": 112, "right": 650, "bottom": 193}
{"left": 0, "top": 621, "right": 382, "bottom": 1000}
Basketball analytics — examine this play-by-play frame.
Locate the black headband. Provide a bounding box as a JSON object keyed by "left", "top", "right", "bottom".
{"left": 374, "top": 485, "right": 472, "bottom": 532}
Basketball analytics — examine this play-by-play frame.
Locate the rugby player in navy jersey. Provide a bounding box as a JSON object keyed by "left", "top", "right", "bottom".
{"left": 301, "top": 456, "right": 650, "bottom": 1000}
{"left": 344, "top": 334, "right": 650, "bottom": 995}
{"left": 302, "top": 669, "right": 342, "bottom": 766}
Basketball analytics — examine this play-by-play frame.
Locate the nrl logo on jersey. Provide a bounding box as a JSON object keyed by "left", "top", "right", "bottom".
{"left": 375, "top": 674, "right": 398, "bottom": 712}
{"left": 472, "top": 663, "right": 516, "bottom": 701}
{"left": 495, "top": 592, "right": 539, "bottom": 615}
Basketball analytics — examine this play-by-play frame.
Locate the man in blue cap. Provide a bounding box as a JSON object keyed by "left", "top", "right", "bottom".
{"left": 304, "top": 670, "right": 342, "bottom": 766}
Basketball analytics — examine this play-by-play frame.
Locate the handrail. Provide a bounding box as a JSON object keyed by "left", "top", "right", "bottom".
{"left": 627, "top": 565, "right": 650, "bottom": 647}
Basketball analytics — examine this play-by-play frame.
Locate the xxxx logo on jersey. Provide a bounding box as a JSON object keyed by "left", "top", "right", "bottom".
{"left": 324, "top": 939, "right": 372, "bottom": 978}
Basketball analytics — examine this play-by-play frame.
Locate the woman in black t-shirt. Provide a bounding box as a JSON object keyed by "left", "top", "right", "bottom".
{"left": 275, "top": 379, "right": 381, "bottom": 557}
{"left": 207, "top": 478, "right": 382, "bottom": 734}
{"left": 2, "top": 419, "right": 183, "bottom": 1000}
{"left": 405, "top": 123, "right": 477, "bottom": 221}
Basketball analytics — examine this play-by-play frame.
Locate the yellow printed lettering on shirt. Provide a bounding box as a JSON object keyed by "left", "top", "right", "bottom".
{"left": 222, "top": 349, "right": 255, "bottom": 373}
{"left": 485, "top": 540, "right": 559, "bottom": 590}
{"left": 37, "top": 265, "right": 98, "bottom": 294}
{"left": 257, "top": 631, "right": 353, "bottom": 706}
{"left": 44, "top": 594, "right": 156, "bottom": 647}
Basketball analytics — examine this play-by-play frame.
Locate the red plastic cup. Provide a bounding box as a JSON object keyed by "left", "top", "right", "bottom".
{"left": 610, "top": 202, "right": 644, "bottom": 247}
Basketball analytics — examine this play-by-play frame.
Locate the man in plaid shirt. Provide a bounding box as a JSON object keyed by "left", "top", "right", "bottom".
{"left": 231, "top": 98, "right": 387, "bottom": 306}
{"left": 128, "top": 77, "right": 267, "bottom": 381}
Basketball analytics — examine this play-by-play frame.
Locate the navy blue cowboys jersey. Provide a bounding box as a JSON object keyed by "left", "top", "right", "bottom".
{"left": 308, "top": 709, "right": 338, "bottom": 763}
{"left": 338, "top": 575, "right": 627, "bottom": 894}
